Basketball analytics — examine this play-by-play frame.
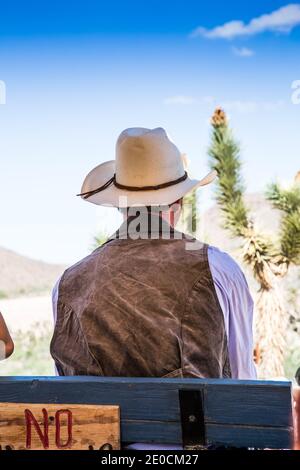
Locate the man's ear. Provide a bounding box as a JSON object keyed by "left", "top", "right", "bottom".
{"left": 168, "top": 198, "right": 183, "bottom": 226}
{"left": 171, "top": 198, "right": 183, "bottom": 215}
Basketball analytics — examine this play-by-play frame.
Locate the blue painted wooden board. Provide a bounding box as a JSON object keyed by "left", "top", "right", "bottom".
{"left": 0, "top": 377, "right": 293, "bottom": 448}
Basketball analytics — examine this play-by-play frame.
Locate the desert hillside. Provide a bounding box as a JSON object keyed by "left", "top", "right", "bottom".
{"left": 0, "top": 247, "right": 65, "bottom": 298}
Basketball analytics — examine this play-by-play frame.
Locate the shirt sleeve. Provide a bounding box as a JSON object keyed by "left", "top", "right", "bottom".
{"left": 52, "top": 276, "right": 62, "bottom": 325}
{"left": 208, "top": 246, "right": 257, "bottom": 380}
{"left": 51, "top": 277, "right": 62, "bottom": 375}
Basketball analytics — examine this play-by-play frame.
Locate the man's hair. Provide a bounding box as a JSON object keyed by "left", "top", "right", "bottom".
{"left": 118, "top": 199, "right": 182, "bottom": 216}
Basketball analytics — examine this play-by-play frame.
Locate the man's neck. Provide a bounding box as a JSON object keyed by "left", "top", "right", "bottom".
{"left": 123, "top": 210, "right": 176, "bottom": 229}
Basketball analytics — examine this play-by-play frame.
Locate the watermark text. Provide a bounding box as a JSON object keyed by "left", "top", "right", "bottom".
{"left": 291, "top": 80, "right": 300, "bottom": 105}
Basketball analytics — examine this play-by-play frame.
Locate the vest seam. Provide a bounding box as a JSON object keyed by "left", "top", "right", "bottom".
{"left": 73, "top": 305, "right": 105, "bottom": 375}
{"left": 54, "top": 270, "right": 105, "bottom": 375}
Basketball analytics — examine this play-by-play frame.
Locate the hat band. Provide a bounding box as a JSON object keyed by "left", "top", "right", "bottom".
{"left": 78, "top": 171, "right": 188, "bottom": 200}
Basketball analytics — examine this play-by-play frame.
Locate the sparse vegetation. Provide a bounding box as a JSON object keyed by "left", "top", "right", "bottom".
{"left": 0, "top": 290, "right": 8, "bottom": 300}
{"left": 0, "top": 322, "right": 54, "bottom": 376}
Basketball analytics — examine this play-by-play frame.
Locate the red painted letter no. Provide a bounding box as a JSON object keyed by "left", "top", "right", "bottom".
{"left": 25, "top": 408, "right": 49, "bottom": 449}
{"left": 25, "top": 408, "right": 73, "bottom": 449}
{"left": 55, "top": 409, "right": 73, "bottom": 448}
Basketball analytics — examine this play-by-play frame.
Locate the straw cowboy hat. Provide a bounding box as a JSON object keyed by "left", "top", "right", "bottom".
{"left": 78, "top": 127, "right": 217, "bottom": 208}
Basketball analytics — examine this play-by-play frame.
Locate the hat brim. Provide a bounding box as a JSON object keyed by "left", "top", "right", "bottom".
{"left": 80, "top": 160, "right": 217, "bottom": 208}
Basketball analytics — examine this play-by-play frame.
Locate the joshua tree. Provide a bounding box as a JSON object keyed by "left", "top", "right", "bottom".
{"left": 208, "top": 108, "right": 300, "bottom": 378}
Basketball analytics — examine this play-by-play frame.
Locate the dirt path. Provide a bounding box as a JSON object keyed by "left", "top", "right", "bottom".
{"left": 0, "top": 296, "right": 52, "bottom": 332}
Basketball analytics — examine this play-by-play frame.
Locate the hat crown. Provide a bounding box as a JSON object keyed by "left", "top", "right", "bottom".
{"left": 115, "top": 127, "right": 184, "bottom": 187}
{"left": 79, "top": 125, "right": 217, "bottom": 207}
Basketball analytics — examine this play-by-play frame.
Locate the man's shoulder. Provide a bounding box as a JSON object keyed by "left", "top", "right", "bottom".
{"left": 207, "top": 245, "right": 248, "bottom": 285}
{"left": 53, "top": 248, "right": 105, "bottom": 302}
{"left": 60, "top": 248, "right": 103, "bottom": 284}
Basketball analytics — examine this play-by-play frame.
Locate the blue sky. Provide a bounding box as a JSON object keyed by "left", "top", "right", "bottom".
{"left": 0, "top": 1, "right": 299, "bottom": 264}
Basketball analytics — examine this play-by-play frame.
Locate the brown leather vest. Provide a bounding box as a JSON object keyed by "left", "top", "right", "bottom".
{"left": 51, "top": 216, "right": 231, "bottom": 378}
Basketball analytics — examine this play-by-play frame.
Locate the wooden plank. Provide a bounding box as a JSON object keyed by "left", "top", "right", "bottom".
{"left": 206, "top": 423, "right": 293, "bottom": 449}
{"left": 0, "top": 377, "right": 291, "bottom": 426}
{"left": 0, "top": 403, "right": 120, "bottom": 450}
{"left": 121, "top": 420, "right": 292, "bottom": 449}
{"left": 204, "top": 384, "right": 293, "bottom": 427}
{"left": 0, "top": 376, "right": 290, "bottom": 387}
{"left": 0, "top": 377, "right": 293, "bottom": 448}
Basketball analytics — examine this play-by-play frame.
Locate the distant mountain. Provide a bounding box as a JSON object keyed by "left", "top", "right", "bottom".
{"left": 0, "top": 247, "right": 65, "bottom": 299}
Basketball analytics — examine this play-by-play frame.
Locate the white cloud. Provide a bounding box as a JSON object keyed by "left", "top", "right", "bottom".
{"left": 191, "top": 4, "right": 300, "bottom": 39}
{"left": 261, "top": 100, "right": 286, "bottom": 111}
{"left": 163, "top": 95, "right": 196, "bottom": 105}
{"left": 162, "top": 95, "right": 285, "bottom": 113}
{"left": 232, "top": 46, "right": 255, "bottom": 57}
{"left": 221, "top": 100, "right": 259, "bottom": 113}
{"left": 163, "top": 95, "right": 218, "bottom": 106}
{"left": 219, "top": 100, "right": 286, "bottom": 113}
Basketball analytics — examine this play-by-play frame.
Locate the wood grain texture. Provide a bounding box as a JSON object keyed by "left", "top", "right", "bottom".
{"left": 0, "top": 377, "right": 293, "bottom": 449}
{"left": 0, "top": 403, "right": 120, "bottom": 450}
